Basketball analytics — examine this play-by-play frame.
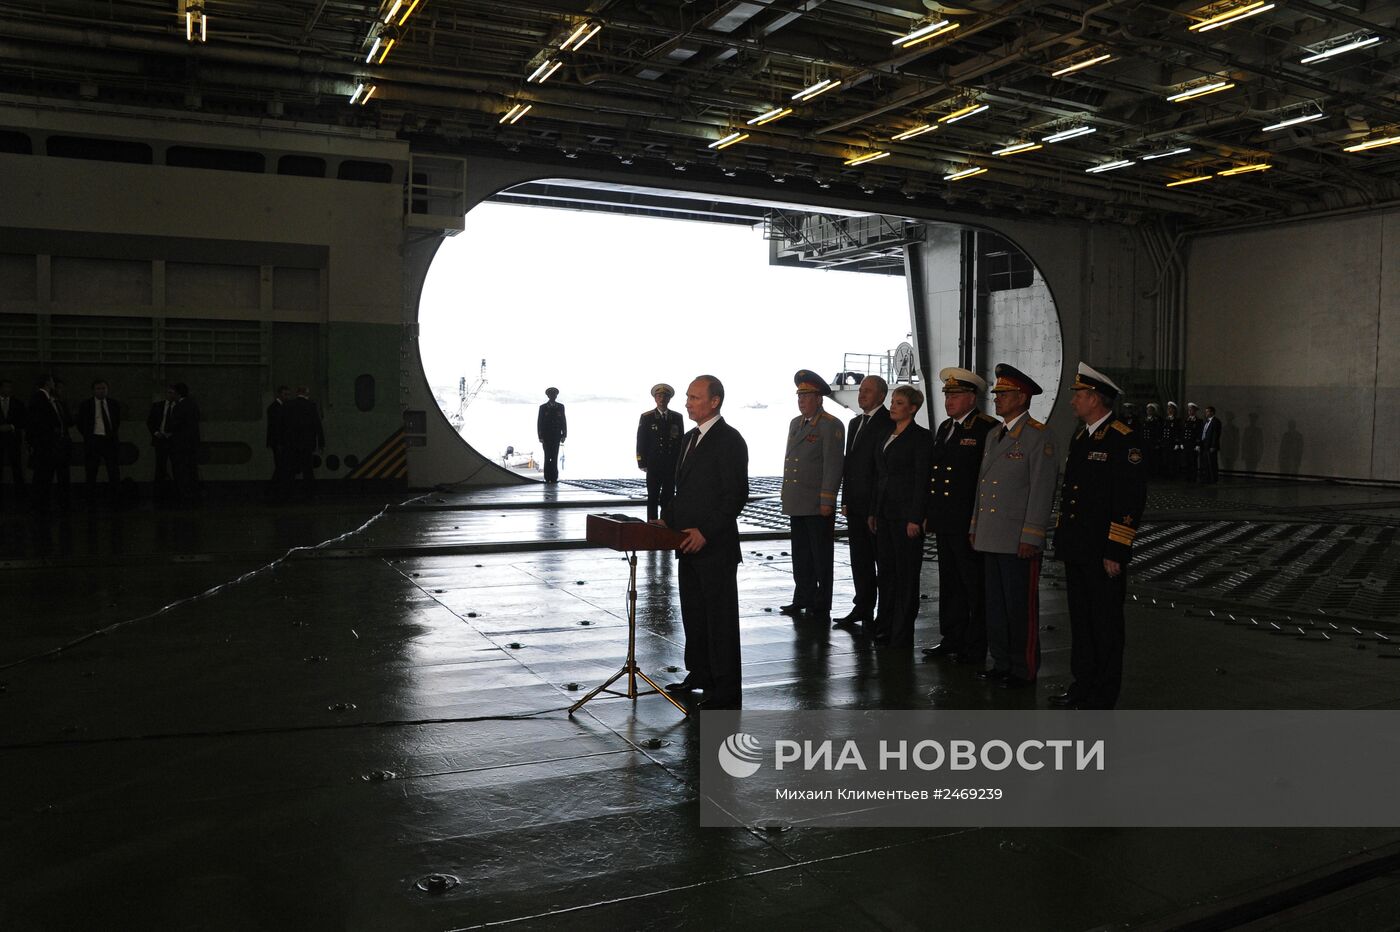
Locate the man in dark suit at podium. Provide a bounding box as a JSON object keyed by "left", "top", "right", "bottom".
{"left": 661, "top": 375, "right": 749, "bottom": 710}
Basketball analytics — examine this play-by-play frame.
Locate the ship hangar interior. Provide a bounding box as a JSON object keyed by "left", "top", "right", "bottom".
{"left": 3, "top": 0, "right": 1400, "bottom": 929}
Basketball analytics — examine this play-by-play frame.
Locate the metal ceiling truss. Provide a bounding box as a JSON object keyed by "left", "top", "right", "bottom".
{"left": 2, "top": 0, "right": 1400, "bottom": 225}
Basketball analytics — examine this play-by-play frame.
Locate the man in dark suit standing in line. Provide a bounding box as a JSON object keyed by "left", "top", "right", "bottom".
{"left": 77, "top": 378, "right": 122, "bottom": 504}
{"left": 147, "top": 386, "right": 177, "bottom": 503}
{"left": 0, "top": 379, "right": 25, "bottom": 509}
{"left": 266, "top": 385, "right": 292, "bottom": 500}
{"left": 26, "top": 373, "right": 65, "bottom": 514}
{"left": 168, "top": 382, "right": 201, "bottom": 502}
{"left": 661, "top": 375, "right": 749, "bottom": 710}
{"left": 834, "top": 375, "right": 892, "bottom": 629}
{"left": 537, "top": 387, "right": 567, "bottom": 483}
{"left": 922, "top": 367, "right": 999, "bottom": 664}
{"left": 1198, "top": 405, "right": 1221, "bottom": 483}
{"left": 286, "top": 386, "right": 325, "bottom": 499}
{"left": 635, "top": 383, "right": 684, "bottom": 521}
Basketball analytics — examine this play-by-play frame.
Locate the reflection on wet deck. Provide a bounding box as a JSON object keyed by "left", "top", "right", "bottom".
{"left": 2, "top": 477, "right": 1399, "bottom": 930}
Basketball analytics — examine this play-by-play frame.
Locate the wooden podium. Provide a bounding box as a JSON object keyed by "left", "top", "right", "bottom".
{"left": 569, "top": 514, "right": 689, "bottom": 718}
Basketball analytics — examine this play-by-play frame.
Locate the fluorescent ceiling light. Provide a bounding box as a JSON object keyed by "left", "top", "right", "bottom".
{"left": 891, "top": 123, "right": 936, "bottom": 141}
{"left": 844, "top": 150, "right": 891, "bottom": 166}
{"left": 1167, "top": 81, "right": 1235, "bottom": 102}
{"left": 1218, "top": 163, "right": 1271, "bottom": 175}
{"left": 994, "top": 141, "right": 1041, "bottom": 156}
{"left": 793, "top": 79, "right": 841, "bottom": 101}
{"left": 1051, "top": 53, "right": 1112, "bottom": 77}
{"left": 527, "top": 60, "right": 563, "bottom": 83}
{"left": 944, "top": 166, "right": 987, "bottom": 181}
{"left": 348, "top": 83, "right": 365, "bottom": 104}
{"left": 747, "top": 107, "right": 793, "bottom": 126}
{"left": 1141, "top": 146, "right": 1192, "bottom": 160}
{"left": 1301, "top": 35, "right": 1382, "bottom": 63}
{"left": 560, "top": 23, "right": 590, "bottom": 50}
{"left": 1189, "top": 1, "right": 1274, "bottom": 32}
{"left": 1262, "top": 112, "right": 1325, "bottom": 131}
{"left": 1042, "top": 125, "right": 1096, "bottom": 143}
{"left": 396, "top": 0, "right": 422, "bottom": 26}
{"left": 365, "top": 37, "right": 381, "bottom": 63}
{"left": 383, "top": 0, "right": 402, "bottom": 24}
{"left": 360, "top": 85, "right": 375, "bottom": 105}
{"left": 500, "top": 103, "right": 531, "bottom": 124}
{"left": 1086, "top": 159, "right": 1134, "bottom": 173}
{"left": 1343, "top": 134, "right": 1400, "bottom": 152}
{"left": 561, "top": 22, "right": 601, "bottom": 51}
{"left": 377, "top": 38, "right": 395, "bottom": 64}
{"left": 939, "top": 103, "right": 988, "bottom": 123}
{"left": 1166, "top": 175, "right": 1212, "bottom": 187}
{"left": 708, "top": 131, "right": 749, "bottom": 150}
{"left": 893, "top": 19, "right": 958, "bottom": 47}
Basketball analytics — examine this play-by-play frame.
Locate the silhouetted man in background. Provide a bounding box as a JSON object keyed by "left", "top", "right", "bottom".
{"left": 147, "top": 385, "right": 177, "bottom": 503}
{"left": 0, "top": 379, "right": 25, "bottom": 509}
{"left": 77, "top": 378, "right": 122, "bottom": 504}
{"left": 537, "top": 387, "right": 566, "bottom": 483}
{"left": 266, "top": 385, "right": 292, "bottom": 500}
{"left": 286, "top": 386, "right": 325, "bottom": 499}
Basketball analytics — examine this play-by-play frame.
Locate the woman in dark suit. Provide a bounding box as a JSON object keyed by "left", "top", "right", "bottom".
{"left": 869, "top": 385, "right": 932, "bottom": 647}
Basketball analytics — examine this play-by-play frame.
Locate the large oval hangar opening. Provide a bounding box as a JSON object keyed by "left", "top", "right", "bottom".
{"left": 407, "top": 178, "right": 1065, "bottom": 488}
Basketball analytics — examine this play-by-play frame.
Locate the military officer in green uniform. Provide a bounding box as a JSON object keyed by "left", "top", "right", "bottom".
{"left": 1051, "top": 363, "right": 1148, "bottom": 710}
{"left": 970, "top": 364, "right": 1058, "bottom": 688}
{"left": 922, "top": 367, "right": 1000, "bottom": 665}
{"left": 636, "top": 382, "right": 685, "bottom": 521}
{"left": 779, "top": 369, "right": 845, "bottom": 624}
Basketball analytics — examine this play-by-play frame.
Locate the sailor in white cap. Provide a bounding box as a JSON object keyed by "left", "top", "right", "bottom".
{"left": 1182, "top": 402, "right": 1202, "bottom": 481}
{"left": 1050, "top": 362, "right": 1147, "bottom": 710}
{"left": 636, "top": 383, "right": 684, "bottom": 520}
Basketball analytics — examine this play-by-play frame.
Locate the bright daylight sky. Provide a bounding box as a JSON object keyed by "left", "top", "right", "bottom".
{"left": 417, "top": 201, "right": 912, "bottom": 477}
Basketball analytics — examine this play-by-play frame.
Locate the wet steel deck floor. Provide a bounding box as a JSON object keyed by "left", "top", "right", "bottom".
{"left": 2, "top": 478, "right": 1400, "bottom": 931}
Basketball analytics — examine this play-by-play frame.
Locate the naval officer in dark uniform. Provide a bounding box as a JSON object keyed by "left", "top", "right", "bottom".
{"left": 779, "top": 369, "right": 845, "bottom": 624}
{"left": 537, "top": 387, "right": 567, "bottom": 483}
{"left": 636, "top": 382, "right": 684, "bottom": 521}
{"left": 1052, "top": 363, "right": 1148, "bottom": 710}
{"left": 922, "top": 367, "right": 999, "bottom": 664}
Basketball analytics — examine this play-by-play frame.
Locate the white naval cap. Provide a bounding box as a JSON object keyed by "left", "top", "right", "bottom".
{"left": 938, "top": 367, "right": 988, "bottom": 393}
{"left": 1070, "top": 362, "right": 1123, "bottom": 400}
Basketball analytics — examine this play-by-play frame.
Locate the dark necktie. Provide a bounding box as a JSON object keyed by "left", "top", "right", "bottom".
{"left": 852, "top": 414, "right": 866, "bottom": 443}
{"left": 681, "top": 429, "right": 699, "bottom": 465}
{"left": 161, "top": 401, "right": 171, "bottom": 433}
{"left": 100, "top": 400, "right": 111, "bottom": 434}
{"left": 998, "top": 425, "right": 1008, "bottom": 441}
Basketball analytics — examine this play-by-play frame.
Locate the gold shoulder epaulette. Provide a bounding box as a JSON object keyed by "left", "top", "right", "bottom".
{"left": 1111, "top": 420, "right": 1132, "bottom": 435}
{"left": 977, "top": 413, "right": 998, "bottom": 425}
{"left": 1025, "top": 417, "right": 1045, "bottom": 431}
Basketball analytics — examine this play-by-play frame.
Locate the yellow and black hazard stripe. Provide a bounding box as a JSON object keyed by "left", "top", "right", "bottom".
{"left": 347, "top": 429, "right": 406, "bottom": 479}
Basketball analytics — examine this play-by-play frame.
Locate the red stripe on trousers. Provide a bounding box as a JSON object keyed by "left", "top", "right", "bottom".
{"left": 1025, "top": 555, "right": 1040, "bottom": 678}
